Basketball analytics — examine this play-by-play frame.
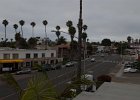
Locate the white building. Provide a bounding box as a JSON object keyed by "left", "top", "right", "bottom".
{"left": 0, "top": 48, "right": 62, "bottom": 72}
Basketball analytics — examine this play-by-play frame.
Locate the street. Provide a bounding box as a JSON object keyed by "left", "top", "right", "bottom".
{"left": 0, "top": 54, "right": 121, "bottom": 100}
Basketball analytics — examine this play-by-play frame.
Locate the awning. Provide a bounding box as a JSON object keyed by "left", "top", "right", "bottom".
{"left": 0, "top": 59, "right": 24, "bottom": 63}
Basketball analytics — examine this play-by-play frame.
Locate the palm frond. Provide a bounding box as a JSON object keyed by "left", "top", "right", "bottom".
{"left": 21, "top": 73, "right": 58, "bottom": 100}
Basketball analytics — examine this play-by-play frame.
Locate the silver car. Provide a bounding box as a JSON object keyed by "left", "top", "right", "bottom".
{"left": 16, "top": 68, "right": 31, "bottom": 75}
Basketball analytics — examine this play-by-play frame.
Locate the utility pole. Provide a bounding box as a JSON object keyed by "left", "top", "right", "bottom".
{"left": 77, "top": 0, "right": 83, "bottom": 93}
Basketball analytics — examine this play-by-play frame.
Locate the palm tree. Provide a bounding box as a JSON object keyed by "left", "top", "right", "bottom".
{"left": 127, "top": 36, "right": 131, "bottom": 44}
{"left": 2, "top": 19, "right": 9, "bottom": 41}
{"left": 13, "top": 24, "right": 18, "bottom": 33}
{"left": 19, "top": 20, "right": 25, "bottom": 37}
{"left": 66, "top": 20, "right": 73, "bottom": 27}
{"left": 66, "top": 21, "right": 76, "bottom": 43}
{"left": 68, "top": 26, "right": 76, "bottom": 43}
{"left": 42, "top": 20, "right": 48, "bottom": 38}
{"left": 76, "top": 0, "right": 83, "bottom": 93}
{"left": 82, "top": 25, "right": 87, "bottom": 32}
{"left": 42, "top": 20, "right": 48, "bottom": 49}
{"left": 0, "top": 72, "right": 58, "bottom": 100}
{"left": 55, "top": 26, "right": 61, "bottom": 40}
{"left": 66, "top": 21, "right": 76, "bottom": 60}
{"left": 30, "top": 22, "right": 36, "bottom": 37}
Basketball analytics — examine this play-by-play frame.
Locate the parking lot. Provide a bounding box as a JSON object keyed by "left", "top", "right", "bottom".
{"left": 111, "top": 63, "right": 140, "bottom": 84}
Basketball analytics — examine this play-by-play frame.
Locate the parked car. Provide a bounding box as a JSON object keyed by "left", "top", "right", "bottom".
{"left": 100, "top": 54, "right": 105, "bottom": 57}
{"left": 38, "top": 64, "right": 52, "bottom": 71}
{"left": 15, "top": 68, "right": 31, "bottom": 75}
{"left": 65, "top": 61, "right": 77, "bottom": 67}
{"left": 90, "top": 58, "right": 95, "bottom": 62}
{"left": 123, "top": 68, "right": 138, "bottom": 73}
{"left": 52, "top": 63, "right": 62, "bottom": 70}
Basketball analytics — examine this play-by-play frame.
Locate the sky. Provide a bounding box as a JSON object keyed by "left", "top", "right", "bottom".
{"left": 0, "top": 0, "right": 140, "bottom": 42}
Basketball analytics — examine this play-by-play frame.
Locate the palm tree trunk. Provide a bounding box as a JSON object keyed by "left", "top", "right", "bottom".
{"left": 45, "top": 26, "right": 47, "bottom": 49}
{"left": 15, "top": 29, "right": 17, "bottom": 34}
{"left": 70, "top": 36, "right": 74, "bottom": 60}
{"left": 21, "top": 26, "right": 23, "bottom": 37}
{"left": 5, "top": 26, "right": 6, "bottom": 41}
{"left": 32, "top": 27, "right": 34, "bottom": 37}
{"left": 77, "top": 0, "right": 83, "bottom": 94}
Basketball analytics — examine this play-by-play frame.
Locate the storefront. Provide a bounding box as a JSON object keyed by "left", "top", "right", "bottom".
{"left": 0, "top": 59, "right": 24, "bottom": 72}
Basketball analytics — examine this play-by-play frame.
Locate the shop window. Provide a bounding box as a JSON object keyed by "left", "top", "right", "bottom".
{"left": 26, "top": 54, "right": 30, "bottom": 58}
{"left": 26, "top": 62, "right": 30, "bottom": 67}
{"left": 13, "top": 54, "right": 19, "bottom": 59}
{"left": 34, "top": 53, "right": 38, "bottom": 58}
{"left": 3, "top": 54, "right": 10, "bottom": 59}
{"left": 42, "top": 53, "right": 45, "bottom": 58}
{"left": 51, "top": 53, "right": 54, "bottom": 57}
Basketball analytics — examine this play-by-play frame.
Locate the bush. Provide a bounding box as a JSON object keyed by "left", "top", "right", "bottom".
{"left": 96, "top": 75, "right": 112, "bottom": 89}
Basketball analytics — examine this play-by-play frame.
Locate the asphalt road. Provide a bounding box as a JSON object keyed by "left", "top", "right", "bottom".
{"left": 0, "top": 54, "right": 121, "bottom": 100}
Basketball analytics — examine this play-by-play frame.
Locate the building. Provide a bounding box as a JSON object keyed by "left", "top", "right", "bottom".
{"left": 0, "top": 48, "right": 62, "bottom": 72}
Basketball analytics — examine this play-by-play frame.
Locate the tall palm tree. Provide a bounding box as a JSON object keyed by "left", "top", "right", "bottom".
{"left": 2, "top": 19, "right": 9, "bottom": 41}
{"left": 42, "top": 20, "right": 48, "bottom": 49}
{"left": 55, "top": 26, "right": 61, "bottom": 40}
{"left": 66, "top": 21, "right": 76, "bottom": 42}
{"left": 19, "top": 20, "right": 25, "bottom": 37}
{"left": 127, "top": 36, "right": 131, "bottom": 44}
{"left": 82, "top": 25, "right": 87, "bottom": 32}
{"left": 42, "top": 20, "right": 48, "bottom": 38}
{"left": 66, "top": 20, "right": 73, "bottom": 27}
{"left": 13, "top": 24, "right": 18, "bottom": 33}
{"left": 66, "top": 20, "right": 76, "bottom": 60}
{"left": 77, "top": 0, "right": 83, "bottom": 93}
{"left": 30, "top": 22, "right": 36, "bottom": 37}
{"left": 68, "top": 26, "right": 76, "bottom": 42}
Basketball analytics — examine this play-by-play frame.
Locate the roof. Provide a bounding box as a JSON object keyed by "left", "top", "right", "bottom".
{"left": 73, "top": 82, "right": 140, "bottom": 100}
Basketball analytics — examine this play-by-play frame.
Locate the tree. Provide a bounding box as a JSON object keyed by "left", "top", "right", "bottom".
{"left": 101, "top": 38, "right": 111, "bottom": 46}
{"left": 13, "top": 24, "right": 18, "bottom": 33}
{"left": 66, "top": 20, "right": 73, "bottom": 27}
{"left": 30, "top": 22, "right": 36, "bottom": 37}
{"left": 76, "top": 0, "right": 83, "bottom": 93}
{"left": 55, "top": 26, "right": 61, "bottom": 40}
{"left": 19, "top": 20, "right": 25, "bottom": 37}
{"left": 82, "top": 25, "right": 87, "bottom": 31}
{"left": 2, "top": 19, "right": 9, "bottom": 41}
{"left": 66, "top": 21, "right": 76, "bottom": 60}
{"left": 56, "top": 36, "right": 67, "bottom": 45}
{"left": 42, "top": 20, "right": 48, "bottom": 49}
{"left": 28, "top": 37, "right": 38, "bottom": 49}
{"left": 42, "top": 20, "right": 48, "bottom": 38}
{"left": 0, "top": 72, "right": 58, "bottom": 100}
{"left": 127, "top": 36, "right": 131, "bottom": 44}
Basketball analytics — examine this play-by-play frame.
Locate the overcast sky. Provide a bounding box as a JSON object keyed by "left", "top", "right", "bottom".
{"left": 0, "top": 0, "right": 140, "bottom": 42}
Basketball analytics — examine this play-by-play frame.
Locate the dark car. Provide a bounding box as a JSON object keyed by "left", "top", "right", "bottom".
{"left": 38, "top": 64, "right": 52, "bottom": 71}
{"left": 52, "top": 63, "right": 62, "bottom": 70}
{"left": 15, "top": 68, "right": 31, "bottom": 75}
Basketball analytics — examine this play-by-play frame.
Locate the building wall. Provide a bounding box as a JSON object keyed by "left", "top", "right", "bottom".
{"left": 0, "top": 49, "right": 56, "bottom": 59}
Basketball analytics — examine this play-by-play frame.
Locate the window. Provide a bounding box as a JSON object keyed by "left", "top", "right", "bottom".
{"left": 3, "top": 54, "right": 10, "bottom": 59}
{"left": 51, "top": 53, "right": 54, "bottom": 57}
{"left": 26, "top": 62, "right": 30, "bottom": 67}
{"left": 13, "top": 54, "right": 19, "bottom": 59}
{"left": 26, "top": 54, "right": 30, "bottom": 58}
{"left": 42, "top": 53, "right": 45, "bottom": 58}
{"left": 34, "top": 53, "right": 38, "bottom": 58}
